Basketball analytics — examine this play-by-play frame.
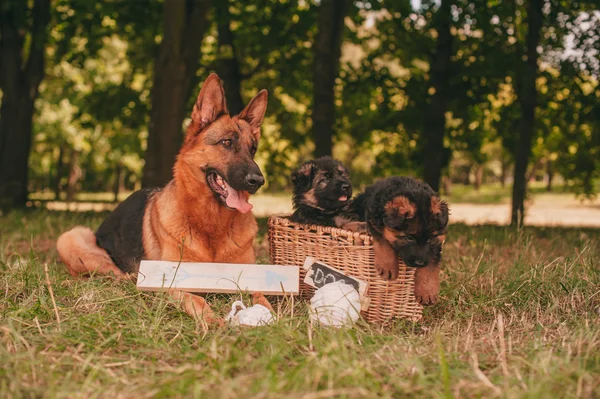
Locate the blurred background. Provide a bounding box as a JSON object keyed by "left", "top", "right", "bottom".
{"left": 0, "top": 0, "right": 599, "bottom": 226}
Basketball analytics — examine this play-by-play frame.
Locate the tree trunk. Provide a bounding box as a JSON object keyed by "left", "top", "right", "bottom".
{"left": 546, "top": 159, "right": 553, "bottom": 192}
{"left": 0, "top": 0, "right": 51, "bottom": 209}
{"left": 54, "top": 144, "right": 66, "bottom": 200}
{"left": 474, "top": 165, "right": 483, "bottom": 191}
{"left": 442, "top": 175, "right": 452, "bottom": 196}
{"left": 500, "top": 158, "right": 509, "bottom": 188}
{"left": 511, "top": 0, "right": 543, "bottom": 227}
{"left": 422, "top": 0, "right": 453, "bottom": 193}
{"left": 142, "top": 0, "right": 211, "bottom": 188}
{"left": 66, "top": 151, "right": 81, "bottom": 202}
{"left": 312, "top": 0, "right": 351, "bottom": 158}
{"left": 216, "top": 0, "right": 244, "bottom": 115}
{"left": 113, "top": 163, "right": 122, "bottom": 203}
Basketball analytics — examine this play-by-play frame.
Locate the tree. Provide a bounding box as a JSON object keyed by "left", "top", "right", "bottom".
{"left": 142, "top": 0, "right": 211, "bottom": 188}
{"left": 312, "top": 0, "right": 351, "bottom": 158}
{"left": 0, "top": 0, "right": 51, "bottom": 209}
{"left": 422, "top": 0, "right": 453, "bottom": 192}
{"left": 216, "top": 0, "right": 245, "bottom": 115}
{"left": 510, "top": 0, "right": 543, "bottom": 227}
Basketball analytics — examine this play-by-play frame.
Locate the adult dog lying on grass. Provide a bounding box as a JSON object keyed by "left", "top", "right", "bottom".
{"left": 56, "top": 73, "right": 271, "bottom": 325}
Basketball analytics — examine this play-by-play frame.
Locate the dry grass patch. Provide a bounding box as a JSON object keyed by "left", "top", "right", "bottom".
{"left": 1, "top": 209, "right": 599, "bottom": 398}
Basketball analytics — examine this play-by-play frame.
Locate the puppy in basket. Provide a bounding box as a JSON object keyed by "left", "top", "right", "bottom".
{"left": 289, "top": 157, "right": 361, "bottom": 230}
{"left": 353, "top": 176, "right": 449, "bottom": 305}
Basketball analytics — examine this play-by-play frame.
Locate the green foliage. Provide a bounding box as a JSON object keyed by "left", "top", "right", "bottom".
{"left": 21, "top": 0, "right": 600, "bottom": 196}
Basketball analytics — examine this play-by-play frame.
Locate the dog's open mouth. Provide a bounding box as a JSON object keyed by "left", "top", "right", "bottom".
{"left": 339, "top": 195, "right": 348, "bottom": 202}
{"left": 207, "top": 171, "right": 253, "bottom": 214}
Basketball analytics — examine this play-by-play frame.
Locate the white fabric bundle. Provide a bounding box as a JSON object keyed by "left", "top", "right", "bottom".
{"left": 309, "top": 281, "right": 361, "bottom": 327}
{"left": 225, "top": 300, "right": 274, "bottom": 326}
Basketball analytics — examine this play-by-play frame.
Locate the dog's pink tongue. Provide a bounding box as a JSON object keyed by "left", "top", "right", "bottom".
{"left": 225, "top": 185, "right": 253, "bottom": 213}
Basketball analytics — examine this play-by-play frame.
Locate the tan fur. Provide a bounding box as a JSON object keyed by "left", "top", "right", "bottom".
{"left": 141, "top": 177, "right": 258, "bottom": 264}
{"left": 385, "top": 196, "right": 416, "bottom": 218}
{"left": 302, "top": 188, "right": 318, "bottom": 207}
{"left": 373, "top": 237, "right": 398, "bottom": 280}
{"left": 383, "top": 227, "right": 402, "bottom": 244}
{"left": 414, "top": 264, "right": 440, "bottom": 305}
{"left": 431, "top": 196, "right": 443, "bottom": 214}
{"left": 56, "top": 74, "right": 270, "bottom": 325}
{"left": 56, "top": 227, "right": 124, "bottom": 278}
{"left": 251, "top": 292, "right": 274, "bottom": 311}
{"left": 339, "top": 220, "right": 367, "bottom": 233}
{"left": 169, "top": 290, "right": 223, "bottom": 326}
{"left": 298, "top": 162, "right": 313, "bottom": 177}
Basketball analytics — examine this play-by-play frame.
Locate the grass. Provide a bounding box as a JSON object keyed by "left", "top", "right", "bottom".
{"left": 440, "top": 182, "right": 586, "bottom": 205}
{"left": 1, "top": 209, "right": 600, "bottom": 398}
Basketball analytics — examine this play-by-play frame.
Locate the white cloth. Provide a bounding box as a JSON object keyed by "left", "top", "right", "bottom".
{"left": 309, "top": 281, "right": 361, "bottom": 327}
{"left": 225, "top": 300, "right": 274, "bottom": 326}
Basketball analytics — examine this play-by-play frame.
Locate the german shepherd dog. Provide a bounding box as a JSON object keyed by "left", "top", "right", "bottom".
{"left": 353, "top": 177, "right": 449, "bottom": 305}
{"left": 56, "top": 74, "right": 271, "bottom": 324}
{"left": 289, "top": 157, "right": 358, "bottom": 229}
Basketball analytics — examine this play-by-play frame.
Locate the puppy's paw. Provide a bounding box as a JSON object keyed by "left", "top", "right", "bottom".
{"left": 415, "top": 292, "right": 439, "bottom": 306}
{"left": 413, "top": 265, "right": 440, "bottom": 306}
{"left": 375, "top": 261, "right": 399, "bottom": 281}
{"left": 373, "top": 237, "right": 399, "bottom": 281}
{"left": 342, "top": 221, "right": 368, "bottom": 233}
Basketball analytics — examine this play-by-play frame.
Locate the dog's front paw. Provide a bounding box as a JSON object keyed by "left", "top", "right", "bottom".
{"left": 413, "top": 265, "right": 440, "bottom": 306}
{"left": 373, "top": 238, "right": 399, "bottom": 281}
{"left": 342, "top": 221, "right": 368, "bottom": 233}
{"left": 375, "top": 261, "right": 399, "bottom": 281}
{"left": 415, "top": 292, "right": 439, "bottom": 306}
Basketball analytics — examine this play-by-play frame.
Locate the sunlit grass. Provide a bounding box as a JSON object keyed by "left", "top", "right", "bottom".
{"left": 1, "top": 209, "right": 599, "bottom": 397}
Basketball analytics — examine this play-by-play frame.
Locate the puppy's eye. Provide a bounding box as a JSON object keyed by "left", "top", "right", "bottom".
{"left": 251, "top": 145, "right": 257, "bottom": 155}
{"left": 404, "top": 236, "right": 416, "bottom": 243}
{"left": 221, "top": 139, "right": 233, "bottom": 147}
{"left": 427, "top": 234, "right": 441, "bottom": 242}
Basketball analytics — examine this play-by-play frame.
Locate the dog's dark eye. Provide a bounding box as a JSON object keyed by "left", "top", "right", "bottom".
{"left": 405, "top": 236, "right": 416, "bottom": 243}
{"left": 250, "top": 145, "right": 257, "bottom": 155}
{"left": 427, "top": 234, "right": 442, "bottom": 243}
{"left": 221, "top": 139, "right": 233, "bottom": 147}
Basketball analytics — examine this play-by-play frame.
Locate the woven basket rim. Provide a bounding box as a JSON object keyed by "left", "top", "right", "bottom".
{"left": 268, "top": 214, "right": 372, "bottom": 242}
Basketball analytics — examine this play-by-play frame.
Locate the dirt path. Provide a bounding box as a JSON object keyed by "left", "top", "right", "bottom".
{"left": 250, "top": 193, "right": 600, "bottom": 227}
{"left": 36, "top": 193, "right": 600, "bottom": 228}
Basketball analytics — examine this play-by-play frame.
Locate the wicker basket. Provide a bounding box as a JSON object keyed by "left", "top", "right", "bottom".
{"left": 268, "top": 215, "right": 423, "bottom": 324}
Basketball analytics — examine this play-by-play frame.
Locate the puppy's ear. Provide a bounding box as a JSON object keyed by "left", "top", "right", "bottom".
{"left": 186, "top": 74, "right": 228, "bottom": 143}
{"left": 291, "top": 161, "right": 315, "bottom": 189}
{"left": 385, "top": 196, "right": 416, "bottom": 221}
{"left": 238, "top": 89, "right": 268, "bottom": 141}
{"left": 431, "top": 196, "right": 449, "bottom": 228}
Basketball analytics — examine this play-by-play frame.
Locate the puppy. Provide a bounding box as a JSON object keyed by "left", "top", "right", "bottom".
{"left": 289, "top": 157, "right": 358, "bottom": 228}
{"left": 353, "top": 177, "right": 449, "bottom": 305}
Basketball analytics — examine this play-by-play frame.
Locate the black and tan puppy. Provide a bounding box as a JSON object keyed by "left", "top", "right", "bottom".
{"left": 353, "top": 177, "right": 449, "bottom": 305}
{"left": 289, "top": 157, "right": 358, "bottom": 228}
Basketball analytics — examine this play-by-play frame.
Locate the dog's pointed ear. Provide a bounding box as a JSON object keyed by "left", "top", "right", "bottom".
{"left": 431, "top": 196, "right": 449, "bottom": 228}
{"left": 187, "top": 74, "right": 228, "bottom": 141}
{"left": 291, "top": 161, "right": 314, "bottom": 189}
{"left": 238, "top": 89, "right": 268, "bottom": 141}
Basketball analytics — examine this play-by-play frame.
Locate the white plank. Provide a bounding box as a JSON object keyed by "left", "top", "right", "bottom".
{"left": 136, "top": 260, "right": 299, "bottom": 295}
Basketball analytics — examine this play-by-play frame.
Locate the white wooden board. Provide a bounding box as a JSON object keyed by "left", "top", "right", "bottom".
{"left": 136, "top": 260, "right": 299, "bottom": 295}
